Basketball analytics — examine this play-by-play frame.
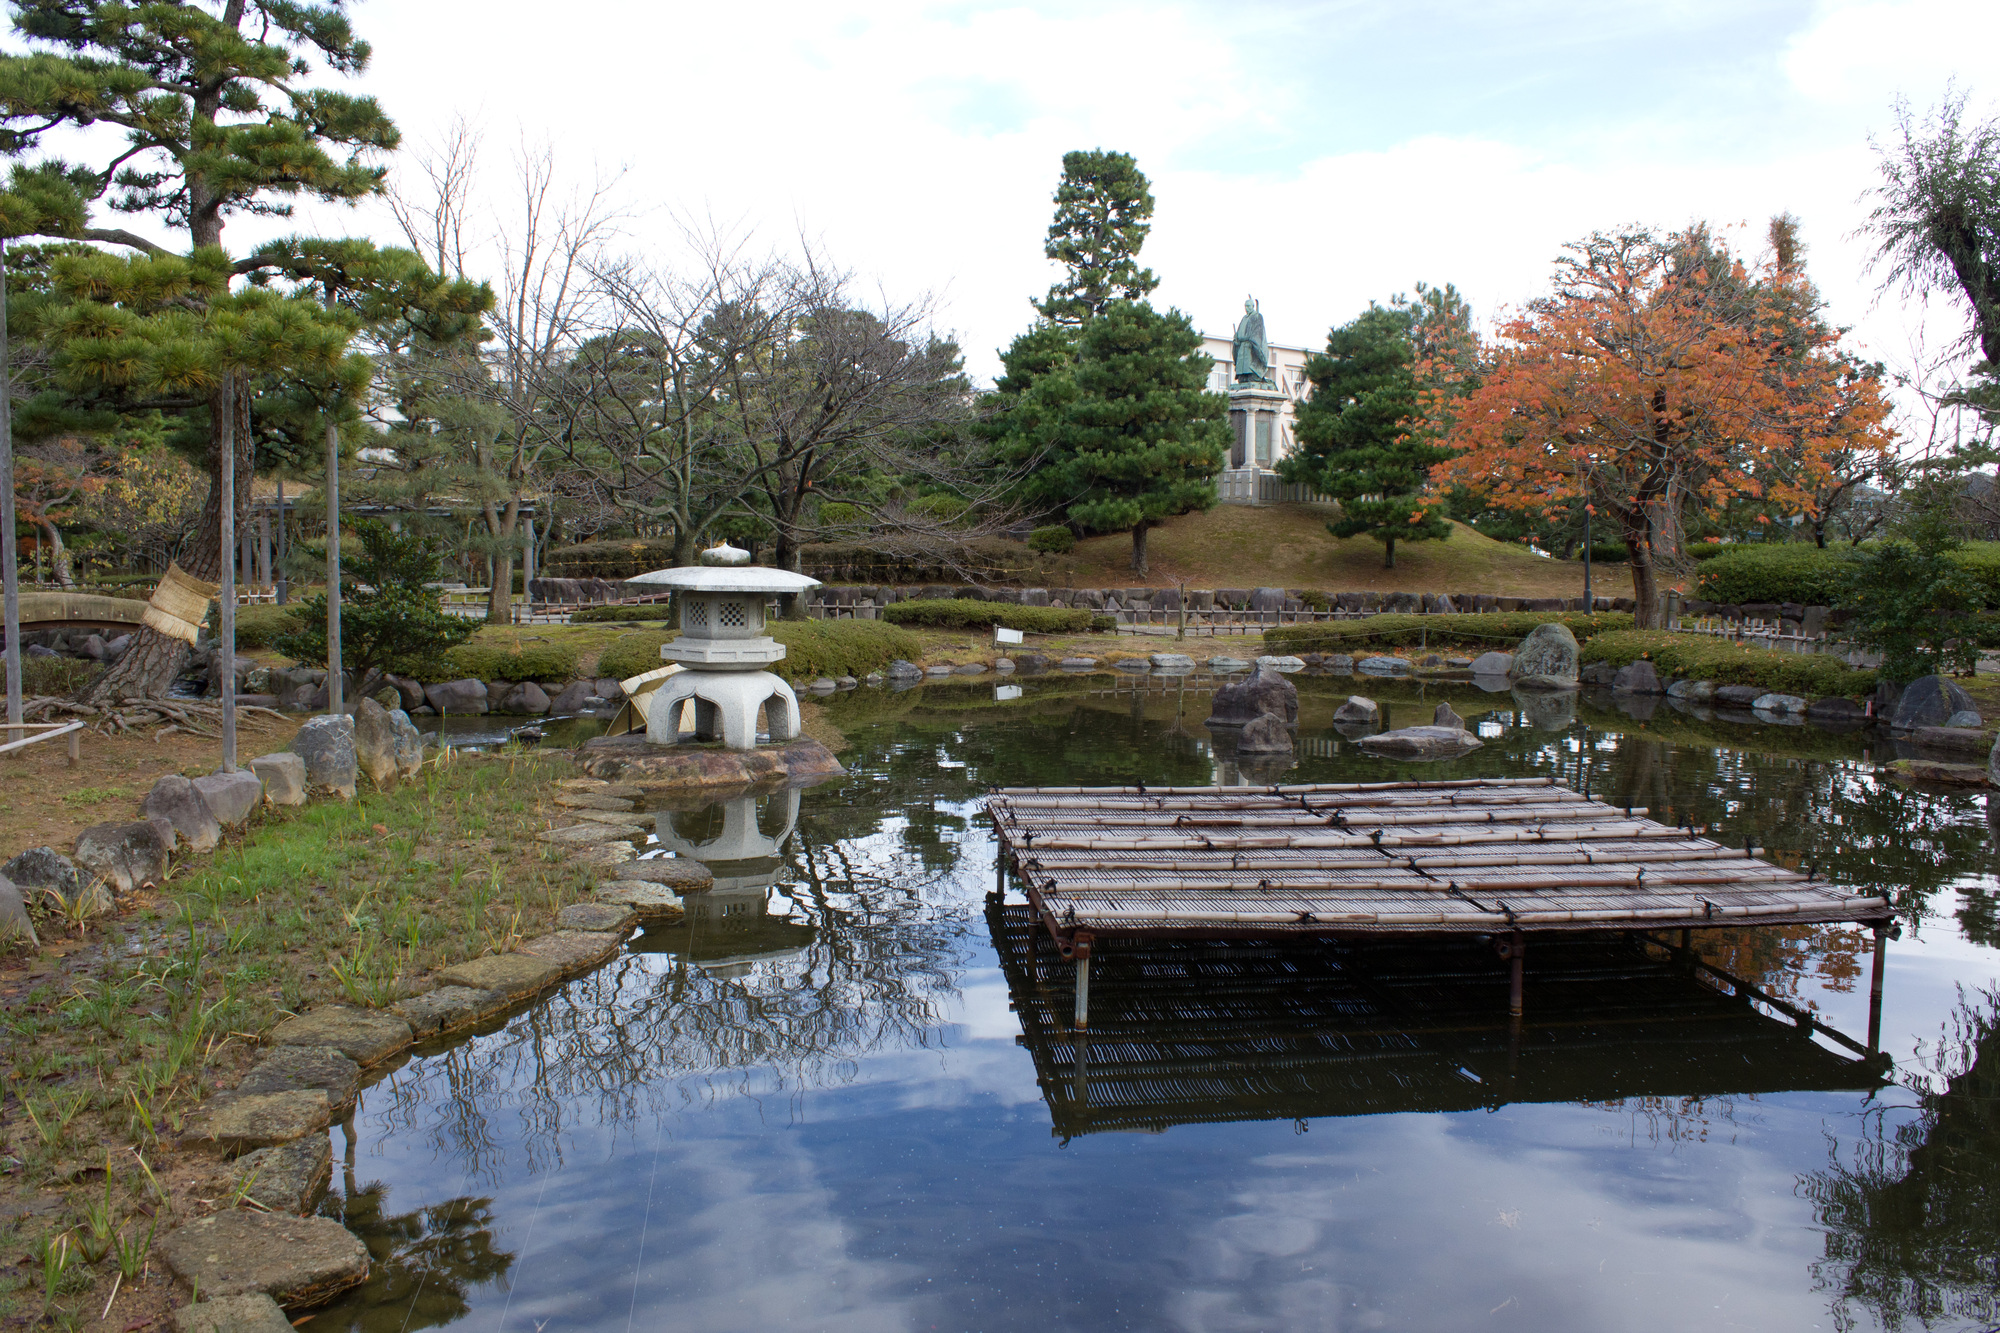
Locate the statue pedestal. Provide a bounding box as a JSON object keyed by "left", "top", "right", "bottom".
{"left": 1225, "top": 382, "right": 1290, "bottom": 503}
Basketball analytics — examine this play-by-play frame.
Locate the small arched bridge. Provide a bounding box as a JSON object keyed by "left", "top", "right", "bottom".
{"left": 13, "top": 592, "right": 150, "bottom": 635}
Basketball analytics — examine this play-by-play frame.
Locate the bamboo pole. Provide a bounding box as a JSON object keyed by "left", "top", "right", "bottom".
{"left": 1046, "top": 896, "right": 1889, "bottom": 929}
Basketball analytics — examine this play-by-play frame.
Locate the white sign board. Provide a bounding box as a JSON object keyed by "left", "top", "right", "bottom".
{"left": 994, "top": 626, "right": 1025, "bottom": 645}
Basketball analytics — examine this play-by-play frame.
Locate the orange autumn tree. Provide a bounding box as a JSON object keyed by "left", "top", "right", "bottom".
{"left": 1434, "top": 226, "right": 1895, "bottom": 627}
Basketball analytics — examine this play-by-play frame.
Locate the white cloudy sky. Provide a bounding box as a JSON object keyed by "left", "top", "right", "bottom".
{"left": 38, "top": 0, "right": 2000, "bottom": 402}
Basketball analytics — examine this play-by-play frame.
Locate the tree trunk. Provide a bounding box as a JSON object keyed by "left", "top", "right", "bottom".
{"left": 77, "top": 383, "right": 251, "bottom": 703}
{"left": 1382, "top": 535, "right": 1397, "bottom": 570}
{"left": 1131, "top": 521, "right": 1151, "bottom": 575}
{"left": 1627, "top": 535, "right": 1660, "bottom": 630}
{"left": 33, "top": 518, "right": 74, "bottom": 588}
{"left": 488, "top": 554, "right": 514, "bottom": 624}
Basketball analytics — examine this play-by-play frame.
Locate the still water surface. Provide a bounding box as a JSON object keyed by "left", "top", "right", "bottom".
{"left": 336, "top": 675, "right": 2000, "bottom": 1331}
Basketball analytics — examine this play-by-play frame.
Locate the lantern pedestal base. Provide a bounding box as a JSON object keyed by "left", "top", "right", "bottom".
{"left": 572, "top": 733, "right": 843, "bottom": 792}
{"left": 643, "top": 669, "right": 800, "bottom": 751}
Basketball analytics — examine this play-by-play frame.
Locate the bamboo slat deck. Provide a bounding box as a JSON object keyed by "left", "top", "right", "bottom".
{"left": 988, "top": 777, "right": 1892, "bottom": 942}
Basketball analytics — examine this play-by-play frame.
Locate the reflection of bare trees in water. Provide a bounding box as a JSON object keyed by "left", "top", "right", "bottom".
{"left": 314, "top": 1187, "right": 514, "bottom": 1333}
{"left": 1806, "top": 985, "right": 2000, "bottom": 1332}
{"left": 369, "top": 792, "right": 974, "bottom": 1184}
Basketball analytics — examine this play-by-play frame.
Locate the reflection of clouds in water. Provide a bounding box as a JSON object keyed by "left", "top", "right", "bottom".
{"left": 1165, "top": 1108, "right": 1834, "bottom": 1332}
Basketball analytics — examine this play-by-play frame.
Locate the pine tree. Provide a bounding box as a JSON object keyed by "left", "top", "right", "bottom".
{"left": 1281, "top": 285, "right": 1471, "bottom": 568}
{"left": 999, "top": 301, "right": 1227, "bottom": 574}
{"left": 0, "top": 2, "right": 488, "bottom": 699}
{"left": 1031, "top": 150, "right": 1158, "bottom": 327}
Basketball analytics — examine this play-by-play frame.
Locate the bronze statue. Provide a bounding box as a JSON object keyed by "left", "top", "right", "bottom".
{"left": 1232, "top": 296, "right": 1272, "bottom": 385}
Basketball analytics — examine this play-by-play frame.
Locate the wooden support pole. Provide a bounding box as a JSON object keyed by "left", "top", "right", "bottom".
{"left": 1678, "top": 927, "right": 1691, "bottom": 951}
{"left": 219, "top": 371, "right": 237, "bottom": 774}
{"left": 1868, "top": 922, "right": 1888, "bottom": 1053}
{"left": 1074, "top": 950, "right": 1091, "bottom": 1030}
{"left": 1508, "top": 930, "right": 1525, "bottom": 1018}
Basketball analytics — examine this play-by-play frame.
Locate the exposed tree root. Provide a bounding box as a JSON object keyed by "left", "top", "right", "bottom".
{"left": 22, "top": 694, "right": 289, "bottom": 738}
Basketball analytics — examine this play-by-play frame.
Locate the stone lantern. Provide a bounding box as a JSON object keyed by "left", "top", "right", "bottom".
{"left": 625, "top": 545, "right": 820, "bottom": 750}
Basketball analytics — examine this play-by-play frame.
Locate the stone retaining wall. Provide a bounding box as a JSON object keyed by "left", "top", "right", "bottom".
{"left": 805, "top": 584, "right": 1634, "bottom": 618}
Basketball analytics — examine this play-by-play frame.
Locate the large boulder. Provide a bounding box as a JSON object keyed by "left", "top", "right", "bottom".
{"left": 351, "top": 697, "right": 401, "bottom": 789}
{"left": 0, "top": 872, "right": 37, "bottom": 946}
{"left": 73, "top": 819, "right": 174, "bottom": 895}
{"left": 1889, "top": 675, "right": 1978, "bottom": 732}
{"left": 547, "top": 680, "right": 596, "bottom": 714}
{"left": 390, "top": 709, "right": 424, "bottom": 778}
{"left": 1611, "top": 660, "right": 1662, "bottom": 695}
{"left": 424, "top": 678, "right": 488, "bottom": 715}
{"left": 497, "top": 681, "right": 551, "bottom": 715}
{"left": 1205, "top": 665, "right": 1298, "bottom": 727}
{"left": 194, "top": 770, "right": 264, "bottom": 828}
{"left": 290, "top": 715, "right": 358, "bottom": 799}
{"left": 1236, "top": 712, "right": 1294, "bottom": 754}
{"left": 249, "top": 753, "right": 307, "bottom": 806}
{"left": 1357, "top": 726, "right": 1484, "bottom": 760}
{"left": 3, "top": 847, "right": 83, "bottom": 903}
{"left": 142, "top": 775, "right": 223, "bottom": 853}
{"left": 1508, "top": 623, "right": 1579, "bottom": 689}
{"left": 1470, "top": 651, "right": 1512, "bottom": 676}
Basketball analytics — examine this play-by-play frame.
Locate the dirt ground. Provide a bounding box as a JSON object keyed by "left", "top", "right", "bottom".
{"left": 0, "top": 718, "right": 302, "bottom": 859}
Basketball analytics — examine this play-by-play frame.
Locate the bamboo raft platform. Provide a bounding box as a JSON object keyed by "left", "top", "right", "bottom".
{"left": 986, "top": 777, "right": 1896, "bottom": 1028}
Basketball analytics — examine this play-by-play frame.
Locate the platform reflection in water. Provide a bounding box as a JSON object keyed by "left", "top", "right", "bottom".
{"left": 986, "top": 901, "right": 1885, "bottom": 1141}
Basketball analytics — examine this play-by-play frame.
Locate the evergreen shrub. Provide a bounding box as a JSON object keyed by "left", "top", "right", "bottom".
{"left": 1578, "top": 630, "right": 1877, "bottom": 697}
{"left": 882, "top": 599, "right": 1091, "bottom": 632}
{"left": 1694, "top": 545, "right": 1858, "bottom": 606}
{"left": 570, "top": 604, "right": 675, "bottom": 624}
{"left": 1026, "top": 525, "right": 1076, "bottom": 554}
{"left": 442, "top": 641, "right": 581, "bottom": 683}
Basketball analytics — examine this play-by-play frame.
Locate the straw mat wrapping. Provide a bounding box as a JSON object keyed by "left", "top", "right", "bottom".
{"left": 140, "top": 563, "right": 218, "bottom": 644}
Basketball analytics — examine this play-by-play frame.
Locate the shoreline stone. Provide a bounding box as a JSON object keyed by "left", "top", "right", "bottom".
{"left": 268, "top": 1006, "right": 412, "bottom": 1067}
{"left": 392, "top": 986, "right": 509, "bottom": 1037}
{"left": 434, "top": 952, "right": 563, "bottom": 998}
{"left": 160, "top": 1212, "right": 368, "bottom": 1305}
{"left": 173, "top": 1295, "right": 294, "bottom": 1333}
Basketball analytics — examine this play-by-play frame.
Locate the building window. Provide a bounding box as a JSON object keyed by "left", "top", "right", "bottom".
{"left": 1255, "top": 415, "right": 1273, "bottom": 466}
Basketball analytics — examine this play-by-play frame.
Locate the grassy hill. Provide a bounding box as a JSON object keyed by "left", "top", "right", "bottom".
{"left": 1061, "top": 503, "right": 1618, "bottom": 597}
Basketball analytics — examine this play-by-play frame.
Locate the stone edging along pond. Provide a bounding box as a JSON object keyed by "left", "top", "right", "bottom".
{"left": 154, "top": 773, "right": 713, "bottom": 1324}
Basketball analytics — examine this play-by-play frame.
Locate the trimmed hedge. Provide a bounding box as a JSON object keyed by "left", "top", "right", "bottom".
{"left": 232, "top": 603, "right": 302, "bottom": 649}
{"left": 22, "top": 655, "right": 98, "bottom": 695}
{"left": 594, "top": 620, "right": 924, "bottom": 684}
{"left": 883, "top": 599, "right": 1092, "bottom": 633}
{"left": 570, "top": 604, "right": 675, "bottom": 624}
{"left": 1265, "top": 611, "right": 1634, "bottom": 655}
{"left": 1578, "top": 630, "right": 1877, "bottom": 697}
{"left": 442, "top": 641, "right": 581, "bottom": 683}
{"left": 1694, "top": 545, "right": 1858, "bottom": 606}
{"left": 1027, "top": 525, "right": 1075, "bottom": 554}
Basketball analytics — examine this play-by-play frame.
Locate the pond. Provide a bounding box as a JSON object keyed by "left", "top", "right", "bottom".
{"left": 316, "top": 673, "right": 2000, "bottom": 1332}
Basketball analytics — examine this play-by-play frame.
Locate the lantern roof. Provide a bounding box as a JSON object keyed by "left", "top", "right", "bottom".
{"left": 625, "top": 566, "right": 821, "bottom": 593}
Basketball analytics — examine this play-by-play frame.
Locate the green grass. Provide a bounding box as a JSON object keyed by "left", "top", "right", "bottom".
{"left": 1579, "top": 630, "right": 1878, "bottom": 697}
{"left": 443, "top": 640, "right": 582, "bottom": 682}
{"left": 596, "top": 619, "right": 925, "bottom": 682}
{"left": 1266, "top": 611, "right": 1634, "bottom": 655}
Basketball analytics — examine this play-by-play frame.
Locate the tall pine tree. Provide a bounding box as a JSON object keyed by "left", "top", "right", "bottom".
{"left": 997, "top": 300, "right": 1227, "bottom": 574}
{"left": 1031, "top": 150, "right": 1158, "bottom": 327}
{"left": 0, "top": 1, "right": 488, "bottom": 699}
{"left": 1280, "top": 284, "right": 1472, "bottom": 568}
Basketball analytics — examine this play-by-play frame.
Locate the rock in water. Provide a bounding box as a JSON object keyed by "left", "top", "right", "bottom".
{"left": 351, "top": 697, "right": 401, "bottom": 789}
{"left": 1433, "top": 702, "right": 1466, "bottom": 730}
{"left": 1357, "top": 726, "right": 1485, "bottom": 759}
{"left": 1508, "top": 623, "right": 1580, "bottom": 689}
{"left": 291, "top": 715, "right": 358, "bottom": 798}
{"left": 1888, "top": 675, "right": 1977, "bottom": 731}
{"left": 424, "top": 678, "right": 488, "bottom": 715}
{"left": 1206, "top": 665, "right": 1298, "bottom": 728}
{"left": 498, "top": 681, "right": 551, "bottom": 715}
{"left": 249, "top": 753, "right": 307, "bottom": 806}
{"left": 73, "top": 820, "right": 174, "bottom": 895}
{"left": 1990, "top": 730, "right": 2000, "bottom": 787}
{"left": 1946, "top": 708, "right": 1984, "bottom": 729}
{"left": 1332, "top": 696, "right": 1379, "bottom": 724}
{"left": 1470, "top": 651, "right": 1513, "bottom": 676}
{"left": 1237, "top": 712, "right": 1294, "bottom": 754}
{"left": 2, "top": 847, "right": 82, "bottom": 903}
{"left": 1611, "top": 661, "right": 1662, "bottom": 695}
{"left": 142, "top": 775, "right": 223, "bottom": 853}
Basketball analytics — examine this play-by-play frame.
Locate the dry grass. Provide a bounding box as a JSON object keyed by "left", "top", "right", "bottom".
{"left": 1060, "top": 504, "right": 1613, "bottom": 596}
